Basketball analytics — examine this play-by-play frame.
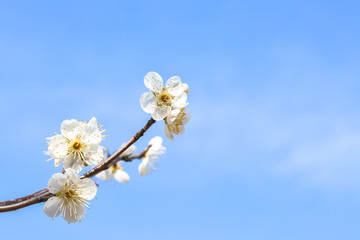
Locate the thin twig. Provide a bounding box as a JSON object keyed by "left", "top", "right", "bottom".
{"left": 81, "top": 118, "right": 155, "bottom": 178}
{"left": 0, "top": 117, "right": 156, "bottom": 213}
{"left": 109, "top": 144, "right": 152, "bottom": 165}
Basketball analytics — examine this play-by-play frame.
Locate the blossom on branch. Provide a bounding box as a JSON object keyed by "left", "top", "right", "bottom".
{"left": 43, "top": 169, "right": 97, "bottom": 223}
{"left": 140, "top": 71, "right": 188, "bottom": 121}
{"left": 96, "top": 162, "right": 130, "bottom": 183}
{"left": 96, "top": 144, "right": 135, "bottom": 183}
{"left": 0, "top": 71, "right": 191, "bottom": 217}
{"left": 164, "top": 108, "right": 191, "bottom": 140}
{"left": 138, "top": 136, "right": 166, "bottom": 176}
{"left": 45, "top": 117, "right": 105, "bottom": 173}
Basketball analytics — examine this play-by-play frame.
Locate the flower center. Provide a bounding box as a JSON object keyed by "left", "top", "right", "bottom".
{"left": 109, "top": 165, "right": 117, "bottom": 174}
{"left": 56, "top": 185, "right": 78, "bottom": 201}
{"left": 55, "top": 182, "right": 89, "bottom": 209}
{"left": 67, "top": 137, "right": 88, "bottom": 162}
{"left": 70, "top": 139, "right": 82, "bottom": 151}
{"left": 160, "top": 93, "right": 170, "bottom": 102}
{"left": 109, "top": 164, "right": 123, "bottom": 174}
{"left": 156, "top": 89, "right": 173, "bottom": 106}
{"left": 64, "top": 189, "right": 76, "bottom": 199}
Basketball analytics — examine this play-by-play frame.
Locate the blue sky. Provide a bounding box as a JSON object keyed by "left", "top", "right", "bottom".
{"left": 1, "top": 0, "right": 360, "bottom": 239}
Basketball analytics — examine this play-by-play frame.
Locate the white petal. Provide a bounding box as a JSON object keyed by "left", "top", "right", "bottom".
{"left": 47, "top": 135, "right": 68, "bottom": 159}
{"left": 173, "top": 92, "right": 188, "bottom": 108}
{"left": 87, "top": 117, "right": 98, "bottom": 131}
{"left": 52, "top": 145, "right": 68, "bottom": 160}
{"left": 168, "top": 108, "right": 181, "bottom": 124}
{"left": 176, "top": 125, "right": 185, "bottom": 135}
{"left": 181, "top": 109, "right": 191, "bottom": 125}
{"left": 96, "top": 169, "right": 113, "bottom": 181}
{"left": 43, "top": 197, "right": 61, "bottom": 218}
{"left": 64, "top": 168, "right": 79, "bottom": 179}
{"left": 140, "top": 92, "right": 157, "bottom": 114}
{"left": 148, "top": 136, "right": 163, "bottom": 146}
{"left": 63, "top": 202, "right": 85, "bottom": 223}
{"left": 164, "top": 125, "right": 174, "bottom": 141}
{"left": 82, "top": 117, "right": 103, "bottom": 145}
{"left": 77, "top": 178, "right": 97, "bottom": 200}
{"left": 147, "top": 142, "right": 166, "bottom": 156}
{"left": 63, "top": 205, "right": 77, "bottom": 223}
{"left": 138, "top": 157, "right": 150, "bottom": 176}
{"left": 86, "top": 144, "right": 104, "bottom": 166}
{"left": 166, "top": 76, "right": 184, "bottom": 96}
{"left": 114, "top": 170, "right": 130, "bottom": 183}
{"left": 60, "top": 119, "right": 80, "bottom": 139}
{"left": 152, "top": 106, "right": 171, "bottom": 121}
{"left": 75, "top": 204, "right": 86, "bottom": 222}
{"left": 48, "top": 173, "right": 67, "bottom": 194}
{"left": 54, "top": 158, "right": 63, "bottom": 167}
{"left": 144, "top": 72, "right": 163, "bottom": 92}
{"left": 63, "top": 158, "right": 83, "bottom": 173}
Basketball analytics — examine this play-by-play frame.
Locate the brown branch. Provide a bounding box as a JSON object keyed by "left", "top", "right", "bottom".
{"left": 0, "top": 188, "right": 48, "bottom": 206}
{"left": 109, "top": 144, "right": 152, "bottom": 165}
{"left": 81, "top": 118, "right": 155, "bottom": 178}
{"left": 0, "top": 117, "right": 156, "bottom": 213}
{"left": 0, "top": 146, "right": 152, "bottom": 212}
{"left": 0, "top": 191, "right": 53, "bottom": 212}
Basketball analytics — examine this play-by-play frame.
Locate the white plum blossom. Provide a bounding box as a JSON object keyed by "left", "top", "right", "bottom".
{"left": 46, "top": 117, "right": 105, "bottom": 173}
{"left": 140, "top": 72, "right": 188, "bottom": 121}
{"left": 96, "top": 162, "right": 130, "bottom": 183}
{"left": 164, "top": 108, "right": 191, "bottom": 141}
{"left": 96, "top": 144, "right": 135, "bottom": 183}
{"left": 43, "top": 169, "right": 97, "bottom": 223}
{"left": 138, "top": 136, "right": 166, "bottom": 176}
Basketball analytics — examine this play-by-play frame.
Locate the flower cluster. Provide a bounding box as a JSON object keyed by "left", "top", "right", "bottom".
{"left": 96, "top": 136, "right": 166, "bottom": 182}
{"left": 95, "top": 144, "right": 136, "bottom": 183}
{"left": 40, "top": 71, "right": 189, "bottom": 223}
{"left": 44, "top": 169, "right": 97, "bottom": 223}
{"left": 46, "top": 117, "right": 105, "bottom": 173}
{"left": 140, "top": 72, "right": 191, "bottom": 140}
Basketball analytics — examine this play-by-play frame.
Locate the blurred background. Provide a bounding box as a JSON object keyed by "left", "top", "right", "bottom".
{"left": 1, "top": 0, "right": 360, "bottom": 239}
